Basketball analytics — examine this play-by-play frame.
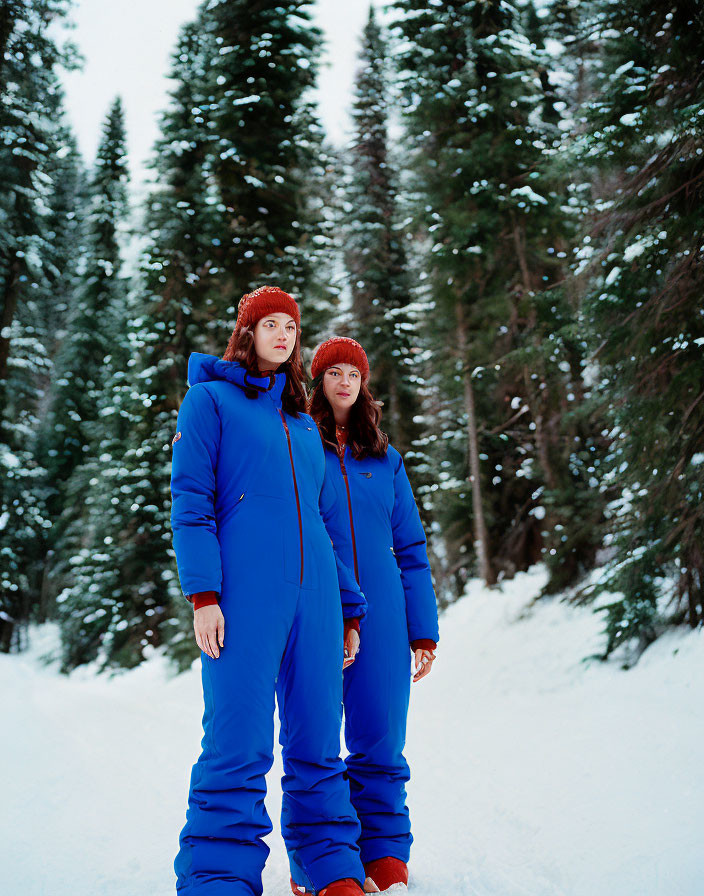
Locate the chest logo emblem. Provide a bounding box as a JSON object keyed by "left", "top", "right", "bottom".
{"left": 172, "top": 431, "right": 182, "bottom": 445}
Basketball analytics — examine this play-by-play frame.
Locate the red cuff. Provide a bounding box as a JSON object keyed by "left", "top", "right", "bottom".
{"left": 344, "top": 617, "right": 360, "bottom": 635}
{"left": 410, "top": 638, "right": 437, "bottom": 652}
{"left": 189, "top": 591, "right": 219, "bottom": 611}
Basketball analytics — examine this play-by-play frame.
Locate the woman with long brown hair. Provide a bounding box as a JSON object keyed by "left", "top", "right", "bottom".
{"left": 287, "top": 337, "right": 439, "bottom": 895}
{"left": 170, "top": 289, "right": 368, "bottom": 896}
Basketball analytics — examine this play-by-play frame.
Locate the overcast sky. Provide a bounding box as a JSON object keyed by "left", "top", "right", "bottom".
{"left": 60, "top": 0, "right": 391, "bottom": 192}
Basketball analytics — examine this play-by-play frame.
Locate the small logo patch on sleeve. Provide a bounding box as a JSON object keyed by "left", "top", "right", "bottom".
{"left": 172, "top": 431, "right": 182, "bottom": 445}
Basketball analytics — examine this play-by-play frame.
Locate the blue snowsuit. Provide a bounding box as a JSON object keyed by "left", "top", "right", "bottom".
{"left": 170, "top": 353, "right": 367, "bottom": 896}
{"left": 289, "top": 437, "right": 439, "bottom": 889}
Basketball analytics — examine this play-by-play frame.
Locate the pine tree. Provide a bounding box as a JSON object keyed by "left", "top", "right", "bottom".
{"left": 47, "top": 98, "right": 132, "bottom": 669}
{"left": 205, "top": 0, "right": 332, "bottom": 329}
{"left": 45, "top": 96, "right": 129, "bottom": 537}
{"left": 0, "top": 0, "right": 79, "bottom": 651}
{"left": 493, "top": 0, "right": 608, "bottom": 595}
{"left": 55, "top": 21, "right": 225, "bottom": 672}
{"left": 340, "top": 6, "right": 422, "bottom": 456}
{"left": 575, "top": 1, "right": 704, "bottom": 660}
{"left": 32, "top": 131, "right": 88, "bottom": 621}
{"left": 52, "top": 1, "right": 341, "bottom": 671}
{"left": 391, "top": 0, "right": 603, "bottom": 594}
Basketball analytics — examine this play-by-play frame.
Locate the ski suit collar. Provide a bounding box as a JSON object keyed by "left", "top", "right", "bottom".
{"left": 187, "top": 352, "right": 287, "bottom": 405}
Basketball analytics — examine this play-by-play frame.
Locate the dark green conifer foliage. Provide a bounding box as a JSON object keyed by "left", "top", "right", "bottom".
{"left": 54, "top": 22, "right": 222, "bottom": 671}
{"left": 43, "top": 116, "right": 122, "bottom": 491}
{"left": 32, "top": 132, "right": 88, "bottom": 621}
{"left": 341, "top": 6, "right": 422, "bottom": 457}
{"left": 390, "top": 0, "right": 600, "bottom": 593}
{"left": 39, "top": 134, "right": 89, "bottom": 358}
{"left": 52, "top": 1, "right": 338, "bottom": 670}
{"left": 576, "top": 1, "right": 704, "bottom": 660}
{"left": 46, "top": 97, "right": 129, "bottom": 542}
{"left": 492, "top": 2, "right": 608, "bottom": 595}
{"left": 47, "top": 98, "right": 132, "bottom": 669}
{"left": 95, "top": 21, "right": 227, "bottom": 672}
{"left": 0, "top": 0, "right": 79, "bottom": 651}
{"left": 205, "top": 0, "right": 332, "bottom": 332}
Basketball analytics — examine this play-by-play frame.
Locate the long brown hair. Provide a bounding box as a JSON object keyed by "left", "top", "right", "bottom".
{"left": 223, "top": 324, "right": 307, "bottom": 416}
{"left": 308, "top": 376, "right": 389, "bottom": 459}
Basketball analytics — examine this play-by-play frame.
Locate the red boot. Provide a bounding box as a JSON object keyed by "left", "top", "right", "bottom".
{"left": 363, "top": 858, "right": 409, "bottom": 892}
{"left": 318, "top": 879, "right": 365, "bottom": 896}
{"left": 290, "top": 877, "right": 313, "bottom": 895}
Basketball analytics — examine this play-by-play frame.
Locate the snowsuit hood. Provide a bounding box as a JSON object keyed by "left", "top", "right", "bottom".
{"left": 187, "top": 351, "right": 287, "bottom": 406}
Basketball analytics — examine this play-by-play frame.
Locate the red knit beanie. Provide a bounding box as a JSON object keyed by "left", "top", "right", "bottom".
{"left": 235, "top": 285, "right": 301, "bottom": 330}
{"left": 311, "top": 337, "right": 370, "bottom": 382}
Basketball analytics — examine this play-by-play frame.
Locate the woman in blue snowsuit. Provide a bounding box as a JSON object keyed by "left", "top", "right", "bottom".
{"left": 170, "top": 288, "right": 369, "bottom": 896}
{"left": 288, "top": 337, "right": 440, "bottom": 896}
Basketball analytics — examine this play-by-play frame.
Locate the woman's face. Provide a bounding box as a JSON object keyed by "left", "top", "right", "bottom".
{"left": 323, "top": 363, "right": 362, "bottom": 415}
{"left": 253, "top": 312, "right": 297, "bottom": 370}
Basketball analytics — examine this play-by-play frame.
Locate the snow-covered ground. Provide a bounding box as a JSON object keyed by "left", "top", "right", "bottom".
{"left": 2, "top": 567, "right": 703, "bottom": 896}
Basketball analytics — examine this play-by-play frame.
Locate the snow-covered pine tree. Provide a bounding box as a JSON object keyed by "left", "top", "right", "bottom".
{"left": 139, "top": 18, "right": 222, "bottom": 359}
{"left": 491, "top": 1, "right": 608, "bottom": 594}
{"left": 50, "top": 0, "right": 338, "bottom": 672}
{"left": 37, "top": 133, "right": 88, "bottom": 363}
{"left": 341, "top": 5, "right": 423, "bottom": 457}
{"left": 575, "top": 1, "right": 704, "bottom": 660}
{"left": 43, "top": 97, "right": 129, "bottom": 512}
{"left": 0, "top": 0, "right": 79, "bottom": 651}
{"left": 47, "top": 98, "right": 132, "bottom": 669}
{"left": 31, "top": 130, "right": 88, "bottom": 621}
{"left": 289, "top": 98, "right": 343, "bottom": 344}
{"left": 205, "top": 0, "right": 332, "bottom": 332}
{"left": 390, "top": 0, "right": 601, "bottom": 594}
{"left": 55, "top": 21, "right": 226, "bottom": 672}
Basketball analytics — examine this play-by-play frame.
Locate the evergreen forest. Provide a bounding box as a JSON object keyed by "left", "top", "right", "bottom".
{"left": 1, "top": 0, "right": 702, "bottom": 671}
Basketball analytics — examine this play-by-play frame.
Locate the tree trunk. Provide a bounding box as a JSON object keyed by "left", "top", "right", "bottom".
{"left": 0, "top": 253, "right": 21, "bottom": 382}
{"left": 0, "top": 7, "right": 15, "bottom": 81}
{"left": 512, "top": 221, "right": 561, "bottom": 493}
{"left": 511, "top": 216, "right": 532, "bottom": 295}
{"left": 456, "top": 298, "right": 495, "bottom": 586}
{"left": 0, "top": 252, "right": 21, "bottom": 437}
{"left": 387, "top": 373, "right": 403, "bottom": 452}
{"left": 534, "top": 411, "right": 558, "bottom": 491}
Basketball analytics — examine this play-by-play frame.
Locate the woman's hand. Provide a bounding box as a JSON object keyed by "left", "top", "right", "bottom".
{"left": 194, "top": 604, "right": 225, "bottom": 659}
{"left": 412, "top": 647, "right": 435, "bottom": 683}
{"left": 343, "top": 626, "right": 360, "bottom": 669}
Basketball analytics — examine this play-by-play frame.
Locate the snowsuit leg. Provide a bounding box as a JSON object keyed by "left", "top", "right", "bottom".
{"left": 278, "top": 524, "right": 364, "bottom": 891}
{"left": 343, "top": 581, "right": 413, "bottom": 865}
{"left": 174, "top": 575, "right": 296, "bottom": 896}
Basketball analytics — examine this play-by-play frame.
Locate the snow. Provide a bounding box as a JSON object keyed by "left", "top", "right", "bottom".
{"left": 623, "top": 237, "right": 651, "bottom": 262}
{"left": 604, "top": 266, "right": 621, "bottom": 286}
{"left": 543, "top": 38, "right": 566, "bottom": 59}
{"left": 510, "top": 185, "right": 548, "bottom": 206}
{"left": 230, "top": 95, "right": 262, "bottom": 106}
{"left": 2, "top": 567, "right": 703, "bottom": 896}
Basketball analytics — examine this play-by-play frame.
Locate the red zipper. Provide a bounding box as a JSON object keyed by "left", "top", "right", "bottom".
{"left": 338, "top": 445, "right": 359, "bottom": 583}
{"left": 278, "top": 408, "right": 304, "bottom": 585}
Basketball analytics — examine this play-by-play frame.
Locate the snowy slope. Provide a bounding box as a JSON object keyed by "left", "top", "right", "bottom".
{"left": 2, "top": 567, "right": 702, "bottom": 896}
